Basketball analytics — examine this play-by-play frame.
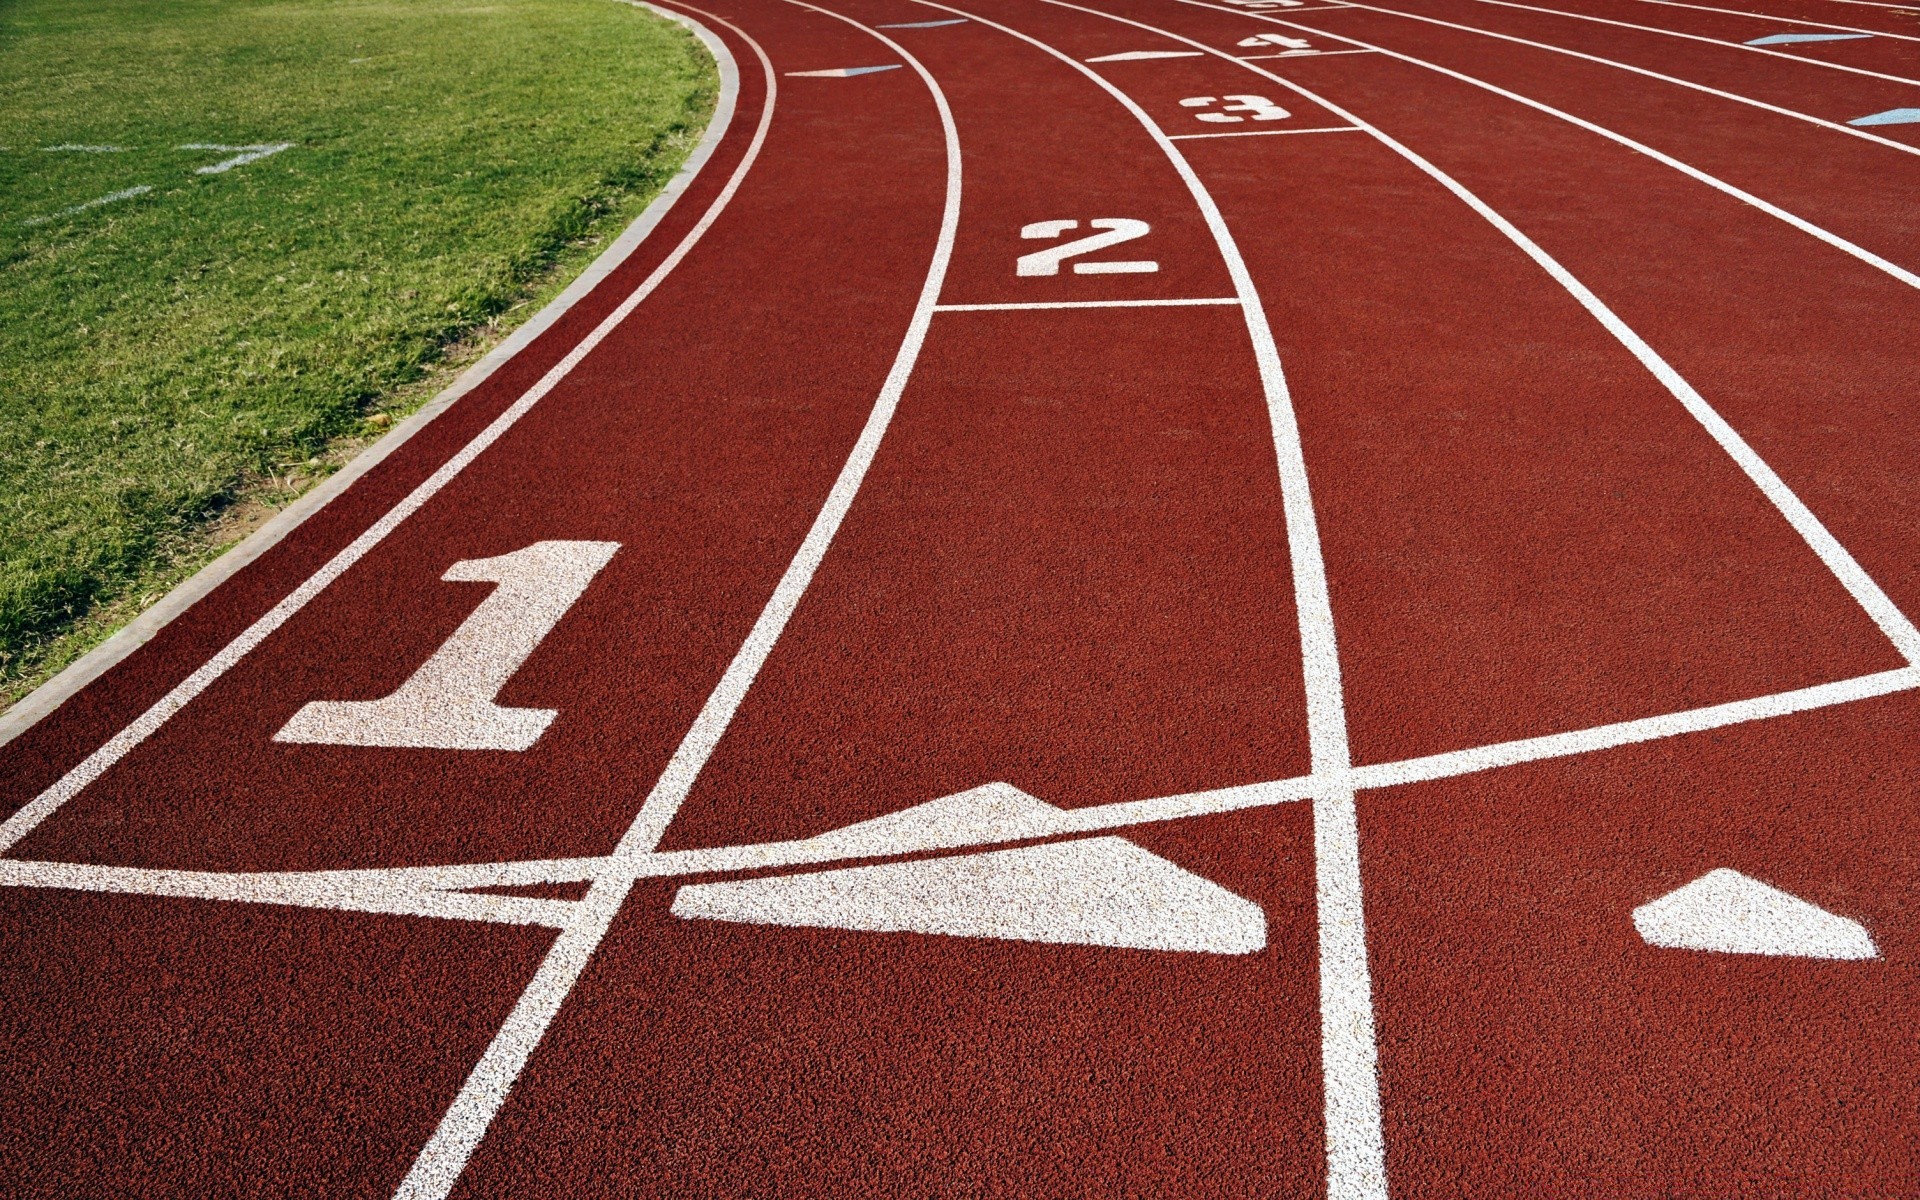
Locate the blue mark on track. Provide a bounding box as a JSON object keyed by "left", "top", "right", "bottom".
{"left": 1849, "top": 108, "right": 1920, "bottom": 126}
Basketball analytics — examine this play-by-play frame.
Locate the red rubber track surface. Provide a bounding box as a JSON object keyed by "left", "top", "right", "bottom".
{"left": 2, "top": 0, "right": 1917, "bottom": 1193}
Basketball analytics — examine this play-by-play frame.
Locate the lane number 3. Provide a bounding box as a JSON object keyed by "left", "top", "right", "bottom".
{"left": 1016, "top": 218, "right": 1158, "bottom": 276}
{"left": 275, "top": 540, "right": 619, "bottom": 751}
{"left": 1180, "top": 95, "right": 1292, "bottom": 123}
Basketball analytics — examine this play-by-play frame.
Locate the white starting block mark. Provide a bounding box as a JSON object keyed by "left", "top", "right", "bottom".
{"left": 1017, "top": 218, "right": 1158, "bottom": 276}
{"left": 671, "top": 785, "right": 1268, "bottom": 955}
{"left": 1633, "top": 868, "right": 1878, "bottom": 960}
{"left": 1181, "top": 95, "right": 1293, "bottom": 123}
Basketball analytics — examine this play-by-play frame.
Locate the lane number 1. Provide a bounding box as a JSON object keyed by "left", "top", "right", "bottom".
{"left": 275, "top": 540, "right": 619, "bottom": 751}
{"left": 1016, "top": 218, "right": 1158, "bottom": 276}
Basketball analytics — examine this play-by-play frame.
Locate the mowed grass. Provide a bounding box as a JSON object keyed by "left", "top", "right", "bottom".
{"left": 0, "top": 0, "right": 715, "bottom": 708}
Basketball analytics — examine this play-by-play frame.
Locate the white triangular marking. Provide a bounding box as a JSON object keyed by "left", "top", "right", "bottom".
{"left": 673, "top": 836, "right": 1266, "bottom": 955}
{"left": 785, "top": 65, "right": 901, "bottom": 78}
{"left": 1086, "top": 50, "right": 1204, "bottom": 61}
{"left": 1633, "top": 869, "right": 1876, "bottom": 960}
{"left": 1238, "top": 33, "right": 1313, "bottom": 47}
{"left": 793, "top": 781, "right": 1064, "bottom": 859}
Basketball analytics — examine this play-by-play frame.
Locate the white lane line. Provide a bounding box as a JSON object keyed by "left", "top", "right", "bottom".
{"left": 1169, "top": 124, "right": 1364, "bottom": 136}
{"left": 934, "top": 296, "right": 1241, "bottom": 308}
{"left": 1063, "top": 0, "right": 1920, "bottom": 665}
{"left": 1621, "top": 0, "right": 1920, "bottom": 43}
{"left": 1350, "top": 665, "right": 1920, "bottom": 789}
{"left": 23, "top": 184, "right": 152, "bottom": 226}
{"left": 0, "top": 858, "right": 575, "bottom": 927}
{"left": 1443, "top": 0, "right": 1920, "bottom": 86}
{"left": 1297, "top": 0, "right": 1920, "bottom": 158}
{"left": 0, "top": 8, "right": 762, "bottom": 856}
{"left": 391, "top": 6, "right": 961, "bottom": 1198}
{"left": 916, "top": 3, "right": 1385, "bottom": 1196}
{"left": 9, "top": 665, "right": 1916, "bottom": 918}
{"left": 1168, "top": 0, "right": 1920, "bottom": 291}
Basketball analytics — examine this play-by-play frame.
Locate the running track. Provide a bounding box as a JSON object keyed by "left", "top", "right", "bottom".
{"left": 3, "top": 0, "right": 1918, "bottom": 1193}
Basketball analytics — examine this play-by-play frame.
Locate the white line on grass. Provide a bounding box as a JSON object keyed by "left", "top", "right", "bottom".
{"left": 178, "top": 142, "right": 296, "bottom": 174}
{"left": 391, "top": 5, "right": 961, "bottom": 1196}
{"left": 23, "top": 185, "right": 151, "bottom": 226}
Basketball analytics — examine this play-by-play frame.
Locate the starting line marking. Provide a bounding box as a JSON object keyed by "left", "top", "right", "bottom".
{"left": 10, "top": 664, "right": 1907, "bottom": 926}
{"left": 934, "top": 296, "right": 1240, "bottom": 309}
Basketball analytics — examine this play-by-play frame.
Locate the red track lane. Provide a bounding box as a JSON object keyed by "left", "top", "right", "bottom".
{"left": 1180, "top": 17, "right": 1920, "bottom": 733}
{"left": 6, "top": 4, "right": 948, "bottom": 874}
{"left": 440, "top": 7, "right": 1332, "bottom": 1194}
{"left": 967, "top": 0, "right": 1893, "bottom": 762}
{"left": 1211, "top": 0, "right": 1920, "bottom": 263}
{"left": 1651, "top": 0, "right": 1920, "bottom": 38}
{"left": 1292, "top": 0, "right": 1920, "bottom": 149}
{"left": 1363, "top": 690, "right": 1920, "bottom": 1195}
{"left": 1465, "top": 0, "right": 1920, "bottom": 76}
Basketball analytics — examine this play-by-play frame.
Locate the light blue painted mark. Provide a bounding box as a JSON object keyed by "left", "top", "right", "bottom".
{"left": 1745, "top": 32, "right": 1871, "bottom": 44}
{"left": 1850, "top": 107, "right": 1920, "bottom": 126}
{"left": 876, "top": 18, "right": 968, "bottom": 27}
{"left": 784, "top": 65, "right": 901, "bottom": 77}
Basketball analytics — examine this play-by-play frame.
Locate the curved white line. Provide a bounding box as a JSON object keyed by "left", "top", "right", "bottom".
{"left": 391, "top": 6, "right": 964, "bottom": 1196}
{"left": 1452, "top": 0, "right": 1920, "bottom": 84}
{"left": 1179, "top": 0, "right": 1920, "bottom": 289}
{"left": 1051, "top": 0, "right": 1920, "bottom": 656}
{"left": 0, "top": 2, "right": 746, "bottom": 755}
{"left": 1295, "top": 0, "right": 1920, "bottom": 157}
{"left": 906, "top": 4, "right": 1386, "bottom": 1195}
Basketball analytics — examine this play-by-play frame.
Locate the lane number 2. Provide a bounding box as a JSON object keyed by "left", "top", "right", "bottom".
{"left": 1016, "top": 219, "right": 1158, "bottom": 276}
{"left": 275, "top": 540, "right": 619, "bottom": 751}
{"left": 1180, "top": 95, "right": 1293, "bottom": 123}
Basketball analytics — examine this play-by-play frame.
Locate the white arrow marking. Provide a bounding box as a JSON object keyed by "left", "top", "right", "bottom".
{"left": 1633, "top": 868, "right": 1877, "bottom": 960}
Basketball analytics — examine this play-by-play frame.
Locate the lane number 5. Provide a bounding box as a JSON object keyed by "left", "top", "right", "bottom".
{"left": 1016, "top": 218, "right": 1159, "bottom": 276}
{"left": 275, "top": 540, "right": 619, "bottom": 751}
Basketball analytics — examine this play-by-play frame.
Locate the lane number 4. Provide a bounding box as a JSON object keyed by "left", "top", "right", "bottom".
{"left": 275, "top": 540, "right": 619, "bottom": 751}
{"left": 1180, "top": 95, "right": 1293, "bottom": 123}
{"left": 1016, "top": 219, "right": 1158, "bottom": 276}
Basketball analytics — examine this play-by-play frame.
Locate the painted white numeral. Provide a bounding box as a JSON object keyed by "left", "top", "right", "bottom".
{"left": 275, "top": 540, "right": 619, "bottom": 751}
{"left": 1180, "top": 95, "right": 1293, "bottom": 123}
{"left": 1016, "top": 219, "right": 1158, "bottom": 276}
{"left": 1223, "top": 0, "right": 1303, "bottom": 8}
{"left": 1238, "top": 33, "right": 1314, "bottom": 48}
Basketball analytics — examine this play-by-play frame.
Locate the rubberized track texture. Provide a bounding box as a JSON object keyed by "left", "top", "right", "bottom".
{"left": 2, "top": 0, "right": 1918, "bottom": 1194}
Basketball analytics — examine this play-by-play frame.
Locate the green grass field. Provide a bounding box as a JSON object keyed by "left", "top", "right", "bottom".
{"left": 0, "top": 0, "right": 715, "bottom": 709}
